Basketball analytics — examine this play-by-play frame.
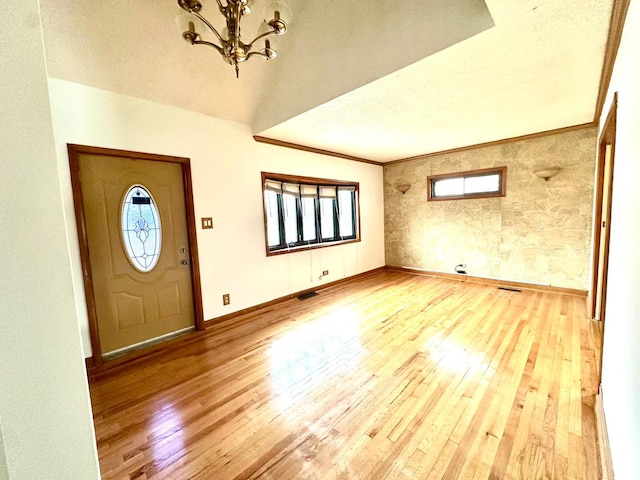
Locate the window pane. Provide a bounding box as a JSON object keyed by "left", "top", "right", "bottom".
{"left": 121, "top": 184, "right": 162, "bottom": 273}
{"left": 428, "top": 167, "right": 506, "bottom": 201}
{"left": 283, "top": 194, "right": 298, "bottom": 244}
{"left": 262, "top": 175, "right": 359, "bottom": 254}
{"left": 301, "top": 197, "right": 317, "bottom": 241}
{"left": 464, "top": 174, "right": 499, "bottom": 194}
{"left": 433, "top": 178, "right": 464, "bottom": 197}
{"left": 320, "top": 197, "right": 335, "bottom": 240}
{"left": 264, "top": 190, "right": 281, "bottom": 247}
{"left": 338, "top": 190, "right": 354, "bottom": 237}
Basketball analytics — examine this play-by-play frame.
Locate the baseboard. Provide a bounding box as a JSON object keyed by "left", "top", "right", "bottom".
{"left": 386, "top": 265, "right": 588, "bottom": 297}
{"left": 204, "top": 266, "right": 387, "bottom": 327}
{"left": 596, "top": 389, "right": 615, "bottom": 480}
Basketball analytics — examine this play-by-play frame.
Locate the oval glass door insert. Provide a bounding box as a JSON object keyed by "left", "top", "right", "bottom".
{"left": 121, "top": 184, "right": 162, "bottom": 272}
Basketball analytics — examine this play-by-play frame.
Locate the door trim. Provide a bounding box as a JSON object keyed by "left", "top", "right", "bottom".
{"left": 68, "top": 144, "right": 205, "bottom": 367}
{"left": 588, "top": 94, "right": 617, "bottom": 386}
{"left": 589, "top": 94, "right": 617, "bottom": 322}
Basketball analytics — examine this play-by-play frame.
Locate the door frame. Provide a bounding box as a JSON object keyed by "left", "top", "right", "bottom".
{"left": 68, "top": 144, "right": 205, "bottom": 367}
{"left": 588, "top": 94, "right": 617, "bottom": 384}
{"left": 589, "top": 94, "right": 617, "bottom": 321}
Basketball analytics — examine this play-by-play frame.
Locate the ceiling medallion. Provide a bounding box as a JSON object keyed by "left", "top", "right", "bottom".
{"left": 177, "top": 0, "right": 292, "bottom": 78}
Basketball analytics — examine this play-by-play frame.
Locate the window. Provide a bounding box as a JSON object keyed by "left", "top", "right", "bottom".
{"left": 262, "top": 173, "right": 359, "bottom": 255}
{"left": 121, "top": 184, "right": 162, "bottom": 272}
{"left": 427, "top": 166, "right": 507, "bottom": 201}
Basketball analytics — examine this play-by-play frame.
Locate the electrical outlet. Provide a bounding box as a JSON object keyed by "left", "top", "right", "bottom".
{"left": 322, "top": 270, "right": 329, "bottom": 276}
{"left": 222, "top": 293, "right": 230, "bottom": 305}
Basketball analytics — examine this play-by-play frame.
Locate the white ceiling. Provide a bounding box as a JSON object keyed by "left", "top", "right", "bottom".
{"left": 39, "top": 0, "right": 613, "bottom": 163}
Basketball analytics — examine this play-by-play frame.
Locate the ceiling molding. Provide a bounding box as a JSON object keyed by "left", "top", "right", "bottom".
{"left": 383, "top": 122, "right": 598, "bottom": 167}
{"left": 594, "top": 0, "right": 631, "bottom": 122}
{"left": 257, "top": 122, "right": 598, "bottom": 168}
{"left": 253, "top": 136, "right": 383, "bottom": 166}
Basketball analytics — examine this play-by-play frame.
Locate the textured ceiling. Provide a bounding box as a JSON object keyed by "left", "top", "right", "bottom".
{"left": 39, "top": 0, "right": 614, "bottom": 163}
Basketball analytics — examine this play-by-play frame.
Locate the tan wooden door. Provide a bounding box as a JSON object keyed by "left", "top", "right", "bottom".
{"left": 78, "top": 153, "right": 195, "bottom": 357}
{"left": 590, "top": 94, "right": 617, "bottom": 326}
{"left": 595, "top": 143, "right": 613, "bottom": 320}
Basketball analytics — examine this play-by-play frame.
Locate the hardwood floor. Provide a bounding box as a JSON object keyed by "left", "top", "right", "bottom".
{"left": 88, "top": 270, "right": 602, "bottom": 479}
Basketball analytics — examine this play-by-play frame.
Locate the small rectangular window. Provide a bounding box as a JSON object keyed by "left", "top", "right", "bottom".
{"left": 261, "top": 173, "right": 360, "bottom": 256}
{"left": 428, "top": 166, "right": 507, "bottom": 201}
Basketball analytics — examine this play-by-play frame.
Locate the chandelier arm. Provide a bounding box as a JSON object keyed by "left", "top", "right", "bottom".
{"left": 246, "top": 29, "right": 277, "bottom": 49}
{"left": 246, "top": 51, "right": 272, "bottom": 60}
{"left": 214, "top": 0, "right": 225, "bottom": 12}
{"left": 191, "top": 10, "right": 226, "bottom": 46}
{"left": 233, "top": 2, "right": 241, "bottom": 53}
{"left": 191, "top": 39, "right": 224, "bottom": 55}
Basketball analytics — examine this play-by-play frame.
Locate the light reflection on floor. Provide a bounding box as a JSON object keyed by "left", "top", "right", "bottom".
{"left": 269, "top": 307, "right": 363, "bottom": 409}
{"left": 428, "top": 337, "right": 487, "bottom": 375}
{"left": 148, "top": 402, "right": 185, "bottom": 459}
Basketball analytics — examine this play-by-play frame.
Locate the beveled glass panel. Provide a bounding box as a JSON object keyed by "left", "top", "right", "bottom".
{"left": 121, "top": 185, "right": 162, "bottom": 272}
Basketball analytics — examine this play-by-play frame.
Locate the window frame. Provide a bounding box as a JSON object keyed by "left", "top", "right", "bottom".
{"left": 427, "top": 166, "right": 507, "bottom": 201}
{"left": 261, "top": 172, "right": 360, "bottom": 256}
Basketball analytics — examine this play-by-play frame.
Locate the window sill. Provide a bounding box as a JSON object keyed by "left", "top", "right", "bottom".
{"left": 266, "top": 238, "right": 360, "bottom": 257}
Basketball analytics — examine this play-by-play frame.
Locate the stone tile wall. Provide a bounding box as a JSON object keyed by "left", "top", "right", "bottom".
{"left": 384, "top": 127, "right": 597, "bottom": 289}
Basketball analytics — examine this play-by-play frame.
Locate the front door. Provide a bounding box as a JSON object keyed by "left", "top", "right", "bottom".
{"left": 594, "top": 142, "right": 613, "bottom": 321}
{"left": 70, "top": 146, "right": 201, "bottom": 361}
{"left": 589, "top": 93, "right": 617, "bottom": 383}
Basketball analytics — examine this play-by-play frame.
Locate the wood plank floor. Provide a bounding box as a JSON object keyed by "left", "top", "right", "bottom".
{"left": 88, "top": 270, "right": 602, "bottom": 479}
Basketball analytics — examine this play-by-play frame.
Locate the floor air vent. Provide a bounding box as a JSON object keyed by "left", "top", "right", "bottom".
{"left": 498, "top": 286, "right": 522, "bottom": 292}
{"left": 298, "top": 291, "right": 318, "bottom": 300}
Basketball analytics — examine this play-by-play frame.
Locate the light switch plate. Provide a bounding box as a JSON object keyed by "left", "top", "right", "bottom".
{"left": 201, "top": 217, "right": 213, "bottom": 229}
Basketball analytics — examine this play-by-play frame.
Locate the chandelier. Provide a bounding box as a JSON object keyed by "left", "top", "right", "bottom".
{"left": 177, "top": 0, "right": 292, "bottom": 78}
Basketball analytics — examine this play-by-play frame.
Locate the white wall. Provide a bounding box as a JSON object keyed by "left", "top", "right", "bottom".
{"left": 0, "top": 2, "right": 100, "bottom": 479}
{"left": 47, "top": 79, "right": 385, "bottom": 357}
{"left": 0, "top": 416, "right": 9, "bottom": 480}
{"left": 598, "top": 1, "right": 640, "bottom": 478}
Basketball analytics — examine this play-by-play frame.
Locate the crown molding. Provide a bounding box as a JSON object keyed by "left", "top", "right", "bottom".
{"left": 594, "top": 0, "right": 631, "bottom": 123}
{"left": 383, "top": 122, "right": 597, "bottom": 167}
{"left": 253, "top": 136, "right": 383, "bottom": 166}
{"left": 255, "top": 122, "right": 599, "bottom": 168}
